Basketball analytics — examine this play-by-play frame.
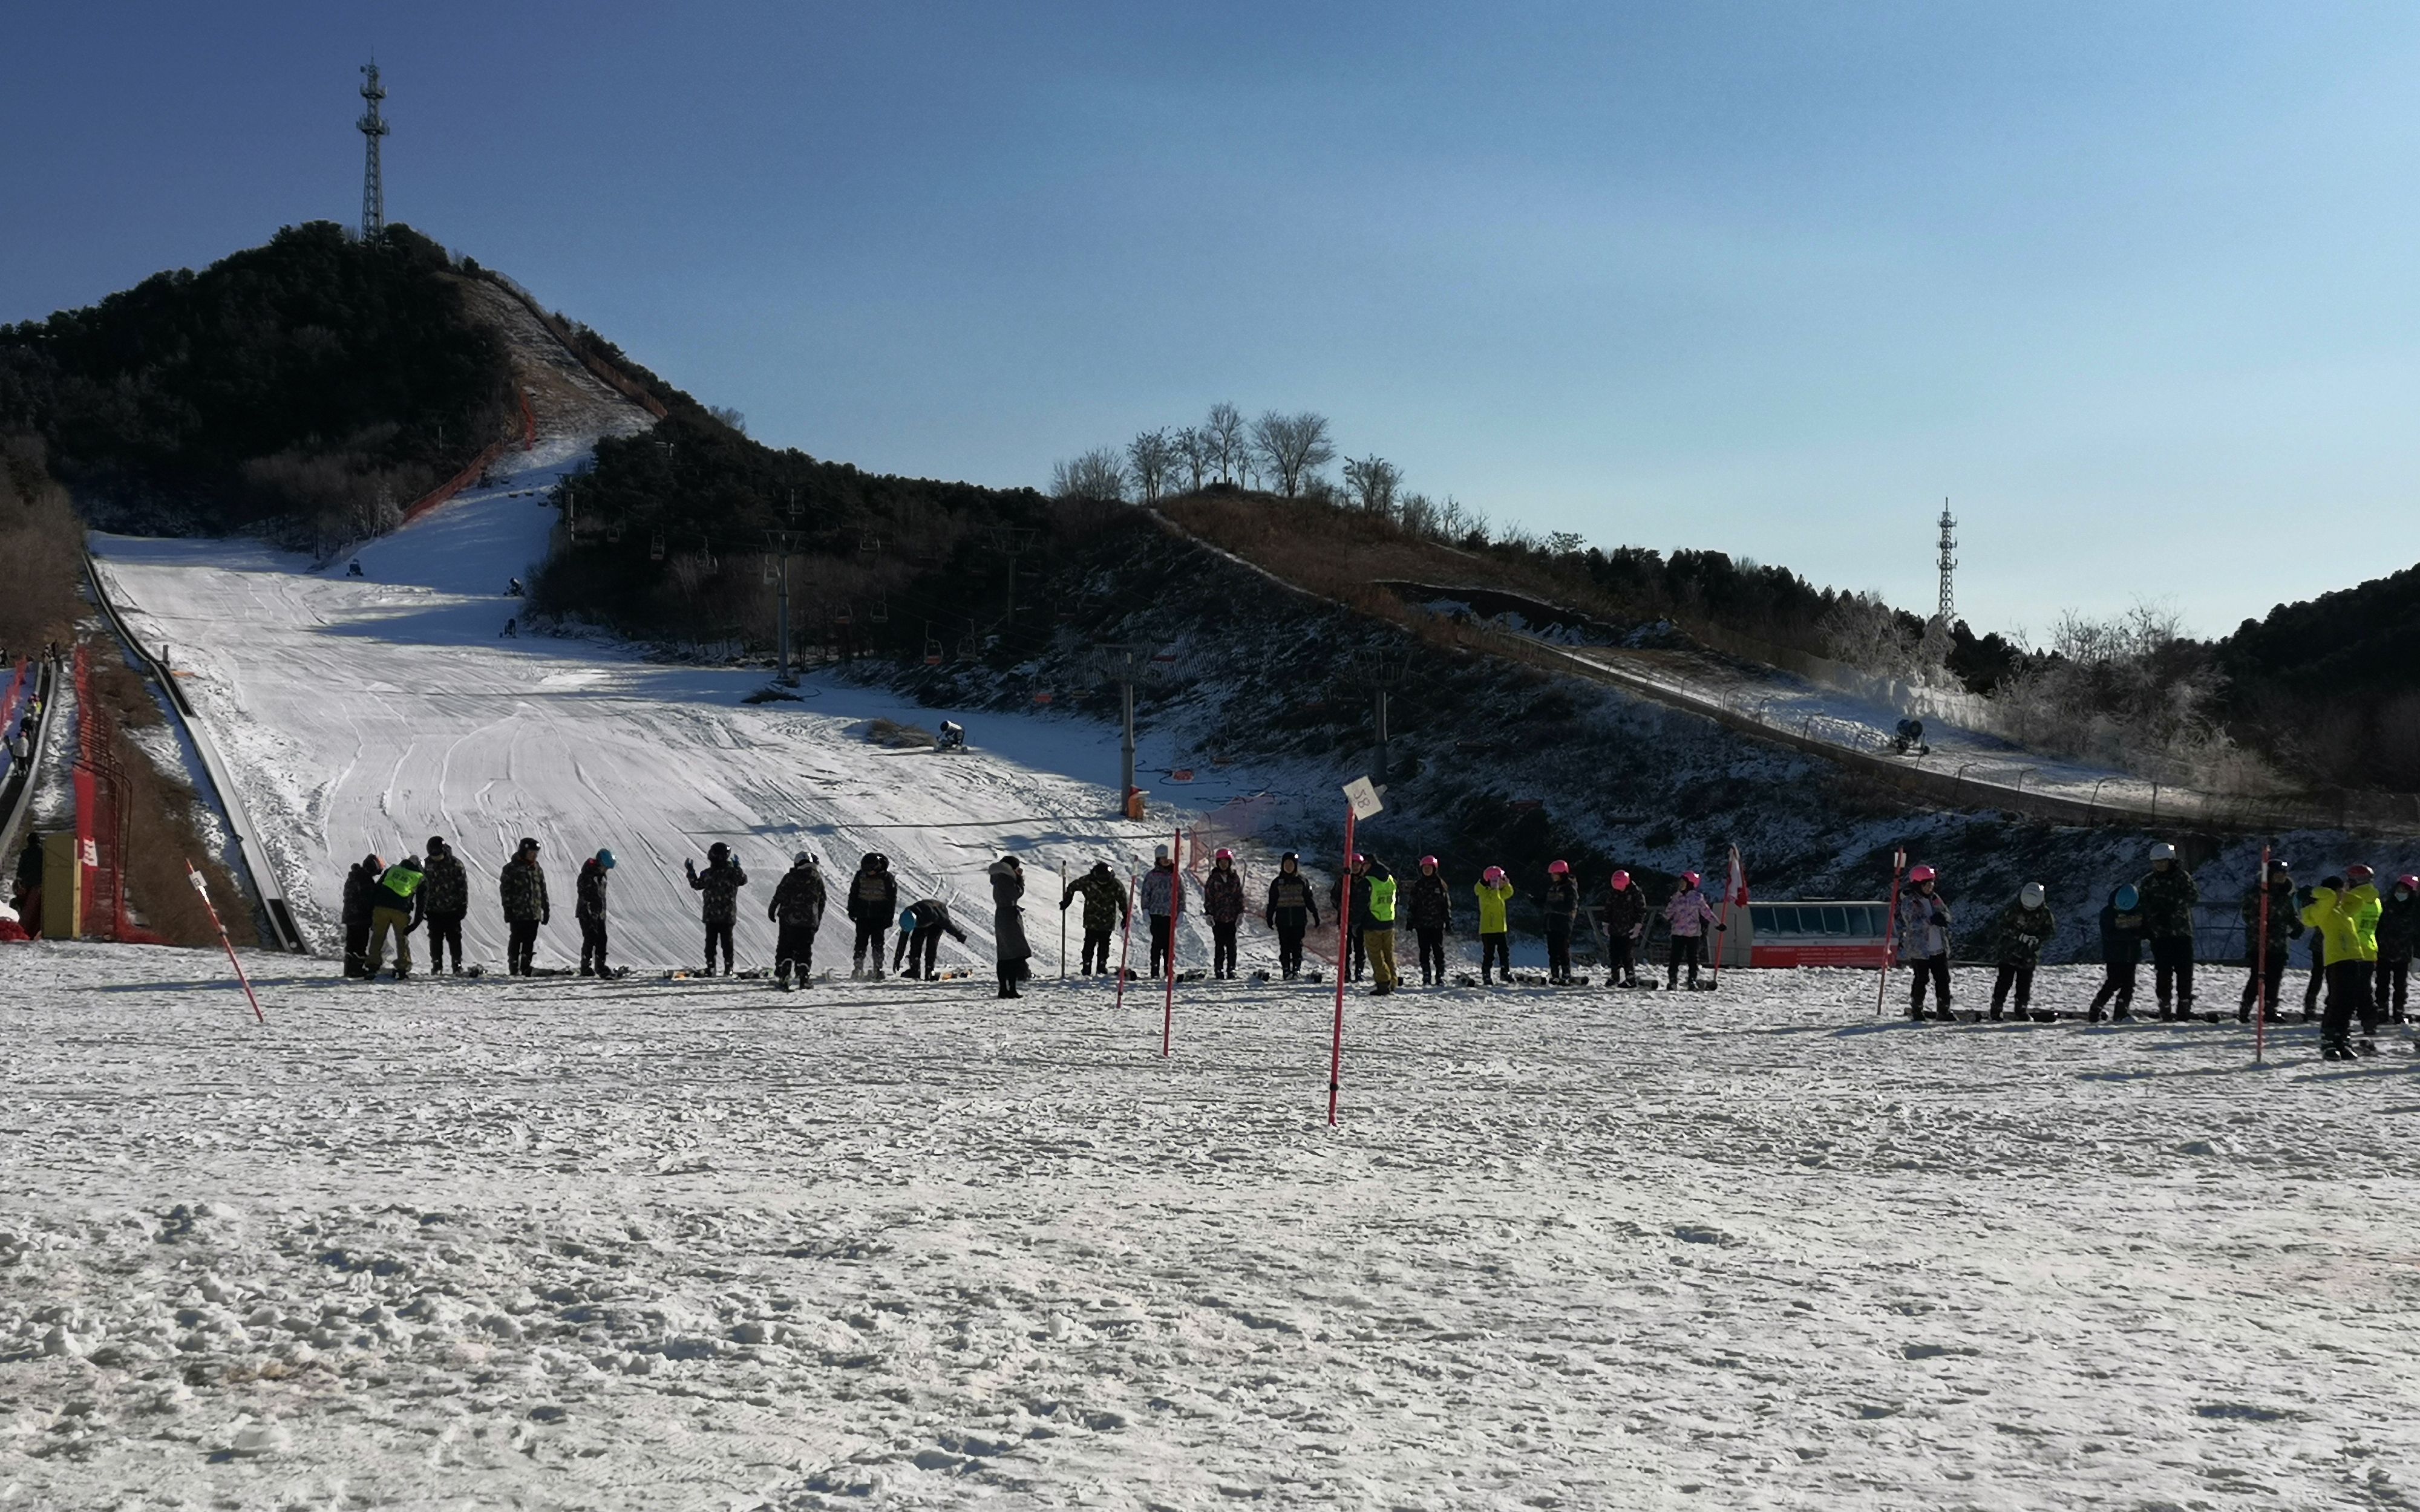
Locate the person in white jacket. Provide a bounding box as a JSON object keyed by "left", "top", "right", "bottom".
{"left": 1896, "top": 865, "right": 1955, "bottom": 1020}
{"left": 1663, "top": 872, "right": 1719, "bottom": 989}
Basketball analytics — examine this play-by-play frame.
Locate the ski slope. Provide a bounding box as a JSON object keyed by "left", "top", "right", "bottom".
{"left": 89, "top": 451, "right": 1261, "bottom": 973}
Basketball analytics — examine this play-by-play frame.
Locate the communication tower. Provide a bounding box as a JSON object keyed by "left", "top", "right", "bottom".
{"left": 358, "top": 62, "right": 390, "bottom": 239}
{"left": 1934, "top": 498, "right": 1958, "bottom": 627}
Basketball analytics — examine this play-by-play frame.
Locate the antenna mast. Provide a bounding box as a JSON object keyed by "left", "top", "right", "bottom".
{"left": 358, "top": 62, "right": 390, "bottom": 240}
{"left": 1934, "top": 497, "right": 1958, "bottom": 627}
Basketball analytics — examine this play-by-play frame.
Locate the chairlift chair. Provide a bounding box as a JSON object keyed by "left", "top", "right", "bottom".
{"left": 649, "top": 531, "right": 667, "bottom": 562}
{"left": 869, "top": 592, "right": 890, "bottom": 625}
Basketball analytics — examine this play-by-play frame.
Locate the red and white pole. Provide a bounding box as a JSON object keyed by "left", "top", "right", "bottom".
{"left": 2254, "top": 844, "right": 2271, "bottom": 1064}
{"left": 188, "top": 862, "right": 264, "bottom": 1024}
{"left": 1162, "top": 828, "right": 1182, "bottom": 1058}
{"left": 1711, "top": 844, "right": 1744, "bottom": 988}
{"left": 1875, "top": 846, "right": 1906, "bottom": 1017}
{"left": 1328, "top": 806, "right": 1356, "bottom": 1126}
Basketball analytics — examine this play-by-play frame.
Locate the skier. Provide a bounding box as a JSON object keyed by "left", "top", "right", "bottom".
{"left": 769, "top": 852, "right": 828, "bottom": 988}
{"left": 2377, "top": 874, "right": 2418, "bottom": 1025}
{"left": 1894, "top": 864, "right": 1953, "bottom": 1019}
{"left": 507, "top": 576, "right": 523, "bottom": 597}
{"left": 1541, "top": 860, "right": 1582, "bottom": 985}
{"left": 685, "top": 842, "right": 749, "bottom": 976}
{"left": 1474, "top": 865, "right": 1515, "bottom": 985}
{"left": 1330, "top": 861, "right": 1368, "bottom": 981}
{"left": 1262, "top": 852, "right": 1319, "bottom": 980}
{"left": 1359, "top": 855, "right": 1399, "bottom": 996}
{"left": 1204, "top": 849, "right": 1246, "bottom": 980}
{"left": 2088, "top": 883, "right": 2145, "bottom": 1022}
{"left": 1062, "top": 861, "right": 1128, "bottom": 976}
{"left": 1987, "top": 882, "right": 2055, "bottom": 1021}
{"left": 2237, "top": 864, "right": 2299, "bottom": 1023}
{"left": 341, "top": 852, "right": 383, "bottom": 979}
{"left": 1407, "top": 856, "right": 1452, "bottom": 987}
{"left": 420, "top": 836, "right": 470, "bottom": 976}
{"left": 846, "top": 853, "right": 898, "bottom": 979}
{"left": 364, "top": 853, "right": 427, "bottom": 980}
{"left": 1663, "top": 871, "right": 1719, "bottom": 991}
{"left": 894, "top": 896, "right": 968, "bottom": 980}
{"left": 990, "top": 855, "right": 1031, "bottom": 999}
{"left": 2303, "top": 865, "right": 2382, "bottom": 1060}
{"left": 576, "top": 849, "right": 616, "bottom": 977}
{"left": 1142, "top": 845, "right": 1182, "bottom": 979}
{"left": 499, "top": 837, "right": 550, "bottom": 977}
{"left": 1602, "top": 870, "right": 1646, "bottom": 988}
{"left": 2138, "top": 841, "right": 2200, "bottom": 1020}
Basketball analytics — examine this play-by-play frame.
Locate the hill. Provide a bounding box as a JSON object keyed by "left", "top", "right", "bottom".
{"left": 2215, "top": 566, "right": 2420, "bottom": 789}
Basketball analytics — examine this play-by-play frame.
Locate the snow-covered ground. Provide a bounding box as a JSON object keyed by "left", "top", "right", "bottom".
{"left": 4, "top": 945, "right": 2415, "bottom": 1509}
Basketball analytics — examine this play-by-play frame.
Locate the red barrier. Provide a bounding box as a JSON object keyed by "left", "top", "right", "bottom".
{"left": 401, "top": 440, "right": 508, "bottom": 526}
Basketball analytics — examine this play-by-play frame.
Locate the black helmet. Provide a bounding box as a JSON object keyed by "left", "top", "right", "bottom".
{"left": 708, "top": 841, "right": 729, "bottom": 861}
{"left": 401, "top": 855, "right": 422, "bottom": 871}
{"left": 1091, "top": 860, "right": 1111, "bottom": 874}
{"left": 425, "top": 835, "right": 446, "bottom": 855}
{"left": 518, "top": 836, "right": 539, "bottom": 855}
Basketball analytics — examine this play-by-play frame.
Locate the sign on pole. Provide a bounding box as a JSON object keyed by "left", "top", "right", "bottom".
{"left": 1343, "top": 775, "right": 1384, "bottom": 822}
{"left": 1329, "top": 777, "right": 1376, "bottom": 1125}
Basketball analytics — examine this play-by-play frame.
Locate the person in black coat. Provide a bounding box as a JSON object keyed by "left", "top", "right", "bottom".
{"left": 2088, "top": 884, "right": 2147, "bottom": 1023}
{"left": 846, "top": 853, "right": 899, "bottom": 979}
{"left": 769, "top": 852, "right": 828, "bottom": 988}
{"left": 342, "top": 853, "right": 383, "bottom": 979}
{"left": 1406, "top": 857, "right": 1453, "bottom": 986}
{"left": 894, "top": 896, "right": 969, "bottom": 980}
{"left": 685, "top": 842, "right": 749, "bottom": 976}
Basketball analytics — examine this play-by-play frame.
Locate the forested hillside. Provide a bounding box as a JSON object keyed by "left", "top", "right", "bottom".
{"left": 2217, "top": 566, "right": 2420, "bottom": 788}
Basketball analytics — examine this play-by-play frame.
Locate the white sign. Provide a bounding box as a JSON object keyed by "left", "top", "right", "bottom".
{"left": 1342, "top": 776, "right": 1384, "bottom": 821}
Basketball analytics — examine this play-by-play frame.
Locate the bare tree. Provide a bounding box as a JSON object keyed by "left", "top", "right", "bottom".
{"left": 1250, "top": 410, "right": 1336, "bottom": 498}
{"left": 707, "top": 406, "right": 748, "bottom": 435}
{"left": 1050, "top": 448, "right": 1130, "bottom": 502}
{"left": 1205, "top": 402, "right": 1246, "bottom": 484}
{"left": 1341, "top": 454, "right": 1401, "bottom": 516}
{"left": 1172, "top": 427, "right": 1211, "bottom": 492}
{"left": 1126, "top": 429, "right": 1177, "bottom": 503}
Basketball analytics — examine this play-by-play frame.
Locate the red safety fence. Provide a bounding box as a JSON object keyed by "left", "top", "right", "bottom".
{"left": 70, "top": 644, "right": 162, "bottom": 945}
{"left": 400, "top": 390, "right": 538, "bottom": 527}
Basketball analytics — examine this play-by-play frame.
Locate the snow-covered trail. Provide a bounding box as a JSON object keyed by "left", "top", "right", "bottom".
{"left": 4, "top": 948, "right": 2416, "bottom": 1508}
{"left": 88, "top": 460, "right": 1264, "bottom": 971}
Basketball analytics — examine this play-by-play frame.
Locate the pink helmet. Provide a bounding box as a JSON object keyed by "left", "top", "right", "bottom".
{"left": 2348, "top": 862, "right": 2375, "bottom": 882}
{"left": 1419, "top": 854, "right": 1439, "bottom": 870}
{"left": 1351, "top": 852, "right": 1367, "bottom": 867}
{"left": 1214, "top": 848, "right": 1234, "bottom": 861}
{"left": 1610, "top": 870, "right": 1630, "bottom": 890}
{"left": 1547, "top": 859, "right": 1570, "bottom": 876}
{"left": 2399, "top": 874, "right": 2419, "bottom": 891}
{"left": 1908, "top": 864, "right": 1938, "bottom": 884}
{"left": 1682, "top": 870, "right": 1702, "bottom": 888}
{"left": 1482, "top": 865, "right": 1505, "bottom": 884}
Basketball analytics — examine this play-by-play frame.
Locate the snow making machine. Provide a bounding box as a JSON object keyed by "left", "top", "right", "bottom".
{"left": 1718, "top": 900, "right": 1893, "bottom": 969}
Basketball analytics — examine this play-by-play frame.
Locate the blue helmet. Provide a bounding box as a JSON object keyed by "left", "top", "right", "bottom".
{"left": 595, "top": 849, "right": 616, "bottom": 870}
{"left": 2114, "top": 884, "right": 2139, "bottom": 910}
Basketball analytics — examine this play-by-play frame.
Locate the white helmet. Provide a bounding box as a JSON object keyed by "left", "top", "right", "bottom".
{"left": 793, "top": 850, "right": 815, "bottom": 867}
{"left": 2020, "top": 882, "right": 2045, "bottom": 909}
{"left": 2150, "top": 842, "right": 2177, "bottom": 862}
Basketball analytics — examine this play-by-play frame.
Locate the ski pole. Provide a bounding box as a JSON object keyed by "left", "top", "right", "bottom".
{"left": 1876, "top": 847, "right": 1906, "bottom": 1017}
{"left": 188, "top": 862, "right": 264, "bottom": 1024}
{"left": 1059, "top": 861, "right": 1068, "bottom": 982}
{"left": 1113, "top": 872, "right": 1136, "bottom": 1010}
{"left": 1163, "top": 827, "right": 1180, "bottom": 1058}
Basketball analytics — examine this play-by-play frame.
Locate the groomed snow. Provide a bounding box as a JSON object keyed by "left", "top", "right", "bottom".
{"left": 2, "top": 951, "right": 2413, "bottom": 1508}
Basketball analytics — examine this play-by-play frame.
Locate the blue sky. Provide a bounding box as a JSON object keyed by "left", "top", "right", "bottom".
{"left": 7, "top": 2, "right": 2418, "bottom": 638}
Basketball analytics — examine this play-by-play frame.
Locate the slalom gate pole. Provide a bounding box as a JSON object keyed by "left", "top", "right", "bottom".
{"left": 1875, "top": 847, "right": 1906, "bottom": 1017}
{"left": 1328, "top": 806, "right": 1356, "bottom": 1126}
{"left": 2254, "top": 845, "right": 2271, "bottom": 1064}
{"left": 1058, "top": 861, "right": 1068, "bottom": 981}
{"left": 1113, "top": 873, "right": 1136, "bottom": 1010}
{"left": 188, "top": 861, "right": 264, "bottom": 1024}
{"left": 1163, "top": 827, "right": 1181, "bottom": 1058}
{"left": 1711, "top": 844, "right": 1741, "bottom": 988}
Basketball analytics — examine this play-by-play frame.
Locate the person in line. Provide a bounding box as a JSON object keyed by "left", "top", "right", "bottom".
{"left": 499, "top": 837, "right": 550, "bottom": 977}
{"left": 364, "top": 853, "right": 427, "bottom": 980}
{"left": 770, "top": 852, "right": 828, "bottom": 988}
{"left": 2302, "top": 877, "right": 2329, "bottom": 1022}
{"left": 1407, "top": 856, "right": 1452, "bottom": 987}
{"left": 341, "top": 852, "right": 382, "bottom": 979}
{"left": 1602, "top": 870, "right": 1646, "bottom": 988}
{"left": 2378, "top": 874, "right": 2418, "bottom": 1025}
{"left": 2090, "top": 883, "right": 2146, "bottom": 1022}
{"left": 576, "top": 849, "right": 616, "bottom": 977}
{"left": 1664, "top": 870, "right": 1719, "bottom": 991}
{"left": 2139, "top": 841, "right": 2200, "bottom": 1020}
{"left": 1359, "top": 855, "right": 1399, "bottom": 996}
{"left": 1895, "top": 864, "right": 1953, "bottom": 1020}
{"left": 1263, "top": 852, "right": 1319, "bottom": 980}
{"left": 2237, "top": 863, "right": 2298, "bottom": 1024}
{"left": 990, "top": 855, "right": 1031, "bottom": 999}
{"left": 1063, "top": 861, "right": 1130, "bottom": 976}
{"left": 894, "top": 896, "right": 968, "bottom": 980}
{"left": 846, "top": 853, "right": 898, "bottom": 979}
{"left": 1330, "top": 860, "right": 1369, "bottom": 981}
{"left": 8, "top": 836, "right": 42, "bottom": 940}
{"left": 1988, "top": 882, "right": 2055, "bottom": 1021}
{"left": 1474, "top": 865, "right": 1514, "bottom": 985}
{"left": 1142, "top": 845, "right": 1182, "bottom": 979}
{"left": 2303, "top": 865, "right": 2382, "bottom": 1060}
{"left": 1205, "top": 849, "right": 1247, "bottom": 980}
{"left": 685, "top": 842, "right": 749, "bottom": 976}
{"left": 1541, "top": 860, "right": 1581, "bottom": 985}
{"left": 421, "top": 836, "right": 471, "bottom": 976}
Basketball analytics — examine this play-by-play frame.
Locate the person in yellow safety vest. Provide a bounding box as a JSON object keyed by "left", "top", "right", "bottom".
{"left": 1474, "top": 865, "right": 1515, "bottom": 985}
{"left": 365, "top": 854, "right": 427, "bottom": 981}
{"left": 2301, "top": 863, "right": 2382, "bottom": 1061}
{"left": 1359, "top": 855, "right": 1399, "bottom": 996}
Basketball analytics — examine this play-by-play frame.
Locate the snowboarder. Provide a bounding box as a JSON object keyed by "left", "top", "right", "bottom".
{"left": 1142, "top": 845, "right": 1181, "bottom": 979}
{"left": 2088, "top": 883, "right": 2145, "bottom": 1022}
{"left": 990, "top": 856, "right": 1031, "bottom": 998}
{"left": 894, "top": 896, "right": 968, "bottom": 980}
{"left": 1262, "top": 853, "right": 1319, "bottom": 980}
{"left": 1204, "top": 849, "right": 1246, "bottom": 980}
{"left": 1541, "top": 860, "right": 1581, "bottom": 985}
{"left": 1602, "top": 870, "right": 1646, "bottom": 988}
{"left": 2303, "top": 865, "right": 2382, "bottom": 1059}
{"left": 685, "top": 842, "right": 749, "bottom": 976}
{"left": 1664, "top": 871, "right": 1719, "bottom": 991}
{"left": 346, "top": 559, "right": 362, "bottom": 577}
{"left": 1062, "top": 861, "right": 1128, "bottom": 976}
{"left": 364, "top": 854, "right": 427, "bottom": 980}
{"left": 2138, "top": 841, "right": 2200, "bottom": 1020}
{"left": 576, "top": 849, "right": 616, "bottom": 976}
{"left": 507, "top": 576, "right": 523, "bottom": 597}
{"left": 1330, "top": 861, "right": 1368, "bottom": 981}
{"left": 1407, "top": 856, "right": 1452, "bottom": 986}
{"left": 2377, "top": 874, "right": 2418, "bottom": 1025}
{"left": 420, "top": 835, "right": 470, "bottom": 976}
{"left": 846, "top": 853, "right": 898, "bottom": 979}
{"left": 1987, "top": 882, "right": 2055, "bottom": 1020}
{"left": 2238, "top": 864, "right": 2299, "bottom": 1023}
{"left": 501, "top": 618, "right": 518, "bottom": 639}
{"left": 499, "top": 838, "right": 550, "bottom": 976}
{"left": 769, "top": 852, "right": 828, "bottom": 988}
{"left": 1359, "top": 855, "right": 1399, "bottom": 996}
{"left": 1894, "top": 865, "right": 1953, "bottom": 1018}
{"left": 1474, "top": 865, "right": 1515, "bottom": 985}
{"left": 341, "top": 852, "right": 383, "bottom": 979}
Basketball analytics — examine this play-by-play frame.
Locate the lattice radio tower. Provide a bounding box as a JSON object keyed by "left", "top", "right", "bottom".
{"left": 357, "top": 62, "right": 390, "bottom": 240}
{"left": 1934, "top": 497, "right": 1958, "bottom": 626}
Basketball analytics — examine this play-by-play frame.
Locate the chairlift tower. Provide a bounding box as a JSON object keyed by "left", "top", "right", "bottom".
{"left": 357, "top": 62, "right": 390, "bottom": 240}
{"left": 1934, "top": 498, "right": 1957, "bottom": 627}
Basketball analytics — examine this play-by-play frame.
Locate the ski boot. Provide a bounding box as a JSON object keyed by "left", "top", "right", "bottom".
{"left": 2087, "top": 1006, "right": 2105, "bottom": 1023}
{"left": 2321, "top": 1040, "right": 2352, "bottom": 1061}
{"left": 2111, "top": 1007, "right": 2134, "bottom": 1022}
{"left": 2358, "top": 1039, "right": 2381, "bottom": 1058}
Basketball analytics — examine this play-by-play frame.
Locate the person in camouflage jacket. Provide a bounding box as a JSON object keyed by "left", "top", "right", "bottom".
{"left": 420, "top": 835, "right": 471, "bottom": 975}
{"left": 685, "top": 842, "right": 749, "bottom": 976}
{"left": 2137, "top": 843, "right": 2200, "bottom": 1018}
{"left": 498, "top": 838, "right": 549, "bottom": 976}
{"left": 1061, "top": 861, "right": 1129, "bottom": 976}
{"left": 1987, "top": 884, "right": 2055, "bottom": 1020}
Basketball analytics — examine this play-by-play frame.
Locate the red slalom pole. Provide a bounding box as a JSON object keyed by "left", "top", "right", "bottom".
{"left": 1328, "top": 806, "right": 1356, "bottom": 1126}
{"left": 1875, "top": 846, "right": 1906, "bottom": 1017}
{"left": 1162, "top": 828, "right": 1182, "bottom": 1057}
{"left": 1711, "top": 844, "right": 1744, "bottom": 988}
{"left": 1113, "top": 872, "right": 1137, "bottom": 1009}
{"left": 187, "top": 861, "right": 264, "bottom": 1024}
{"left": 2254, "top": 844, "right": 2271, "bottom": 1064}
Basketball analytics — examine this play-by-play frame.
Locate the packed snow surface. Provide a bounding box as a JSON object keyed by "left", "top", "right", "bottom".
{"left": 4, "top": 947, "right": 2416, "bottom": 1509}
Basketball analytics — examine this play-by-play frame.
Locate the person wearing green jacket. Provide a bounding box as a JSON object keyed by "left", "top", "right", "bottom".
{"left": 1987, "top": 883, "right": 2055, "bottom": 1021}
{"left": 1474, "top": 866, "right": 1515, "bottom": 985}
{"left": 2301, "top": 864, "right": 2383, "bottom": 1060}
{"left": 365, "top": 855, "right": 427, "bottom": 981}
{"left": 1360, "top": 856, "right": 1400, "bottom": 996}
{"left": 2137, "top": 841, "right": 2201, "bottom": 1020}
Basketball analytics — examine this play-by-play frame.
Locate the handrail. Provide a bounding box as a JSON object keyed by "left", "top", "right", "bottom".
{"left": 0, "top": 657, "right": 59, "bottom": 876}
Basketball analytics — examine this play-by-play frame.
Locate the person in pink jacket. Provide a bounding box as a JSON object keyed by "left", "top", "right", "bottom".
{"left": 1663, "top": 872, "right": 1719, "bottom": 989}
